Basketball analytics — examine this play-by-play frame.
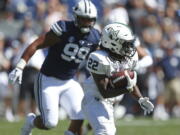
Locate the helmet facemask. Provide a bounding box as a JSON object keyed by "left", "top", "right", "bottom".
{"left": 106, "top": 40, "right": 136, "bottom": 61}
{"left": 74, "top": 15, "right": 96, "bottom": 33}
{"left": 73, "top": 0, "right": 97, "bottom": 34}
{"left": 119, "top": 40, "right": 136, "bottom": 58}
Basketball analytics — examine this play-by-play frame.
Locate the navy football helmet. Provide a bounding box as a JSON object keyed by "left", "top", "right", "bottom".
{"left": 73, "top": 0, "right": 97, "bottom": 33}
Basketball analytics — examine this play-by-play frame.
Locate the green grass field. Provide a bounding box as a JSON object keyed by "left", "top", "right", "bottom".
{"left": 0, "top": 117, "right": 179, "bottom": 135}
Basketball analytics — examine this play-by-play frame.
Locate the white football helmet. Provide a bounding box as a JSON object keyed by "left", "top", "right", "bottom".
{"left": 73, "top": 0, "right": 97, "bottom": 33}
{"left": 101, "top": 23, "right": 136, "bottom": 58}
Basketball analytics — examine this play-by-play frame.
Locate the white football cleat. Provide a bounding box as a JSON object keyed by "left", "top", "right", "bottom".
{"left": 5, "top": 108, "right": 15, "bottom": 122}
{"left": 153, "top": 105, "right": 169, "bottom": 121}
{"left": 21, "top": 113, "right": 35, "bottom": 135}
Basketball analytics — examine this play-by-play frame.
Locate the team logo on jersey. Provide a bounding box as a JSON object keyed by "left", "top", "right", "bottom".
{"left": 128, "top": 60, "right": 137, "bottom": 69}
{"left": 79, "top": 40, "right": 85, "bottom": 45}
{"left": 79, "top": 40, "right": 92, "bottom": 46}
{"left": 68, "top": 36, "right": 75, "bottom": 43}
{"left": 111, "top": 59, "right": 135, "bottom": 73}
{"left": 111, "top": 61, "right": 121, "bottom": 72}
{"left": 106, "top": 27, "right": 125, "bottom": 44}
{"left": 87, "top": 42, "right": 93, "bottom": 46}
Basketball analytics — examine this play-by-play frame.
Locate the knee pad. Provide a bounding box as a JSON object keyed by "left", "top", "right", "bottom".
{"left": 64, "top": 130, "right": 76, "bottom": 135}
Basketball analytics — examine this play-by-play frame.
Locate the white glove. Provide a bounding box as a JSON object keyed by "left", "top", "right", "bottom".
{"left": 138, "top": 97, "right": 154, "bottom": 115}
{"left": 124, "top": 70, "right": 137, "bottom": 92}
{"left": 9, "top": 67, "right": 23, "bottom": 84}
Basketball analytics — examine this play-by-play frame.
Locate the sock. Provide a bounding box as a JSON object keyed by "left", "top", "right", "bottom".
{"left": 64, "top": 130, "right": 76, "bottom": 135}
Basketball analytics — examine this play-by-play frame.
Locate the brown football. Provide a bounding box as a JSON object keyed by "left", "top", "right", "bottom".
{"left": 110, "top": 70, "right": 135, "bottom": 88}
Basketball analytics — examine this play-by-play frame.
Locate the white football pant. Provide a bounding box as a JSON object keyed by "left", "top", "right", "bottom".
{"left": 82, "top": 94, "right": 116, "bottom": 135}
{"left": 34, "top": 73, "right": 84, "bottom": 128}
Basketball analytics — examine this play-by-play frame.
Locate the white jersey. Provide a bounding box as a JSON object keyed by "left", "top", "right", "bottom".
{"left": 83, "top": 50, "right": 138, "bottom": 99}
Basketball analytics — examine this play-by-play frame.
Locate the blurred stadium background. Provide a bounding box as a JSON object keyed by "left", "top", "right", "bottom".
{"left": 0, "top": 0, "right": 180, "bottom": 134}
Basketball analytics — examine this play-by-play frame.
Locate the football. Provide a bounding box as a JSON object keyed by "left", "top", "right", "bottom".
{"left": 110, "top": 70, "right": 135, "bottom": 89}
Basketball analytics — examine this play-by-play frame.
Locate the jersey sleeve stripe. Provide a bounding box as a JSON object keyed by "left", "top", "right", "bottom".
{"left": 51, "top": 23, "right": 62, "bottom": 36}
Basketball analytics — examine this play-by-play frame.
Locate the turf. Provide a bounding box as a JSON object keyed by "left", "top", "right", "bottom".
{"left": 0, "top": 118, "right": 179, "bottom": 135}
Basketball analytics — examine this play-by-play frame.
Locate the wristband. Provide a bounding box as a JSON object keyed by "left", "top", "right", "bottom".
{"left": 138, "top": 97, "right": 144, "bottom": 102}
{"left": 17, "top": 59, "right": 27, "bottom": 70}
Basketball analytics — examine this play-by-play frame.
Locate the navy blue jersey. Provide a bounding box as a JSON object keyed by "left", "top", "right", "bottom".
{"left": 157, "top": 55, "right": 180, "bottom": 81}
{"left": 41, "top": 20, "right": 101, "bottom": 80}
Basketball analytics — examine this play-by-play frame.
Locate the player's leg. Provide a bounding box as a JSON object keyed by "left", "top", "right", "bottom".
{"left": 64, "top": 130, "right": 77, "bottom": 135}
{"left": 60, "top": 79, "right": 84, "bottom": 135}
{"left": 169, "top": 78, "right": 180, "bottom": 117}
{"left": 82, "top": 94, "right": 116, "bottom": 135}
{"left": 82, "top": 122, "right": 92, "bottom": 135}
{"left": 18, "top": 77, "right": 28, "bottom": 118}
{"left": 18, "top": 67, "right": 38, "bottom": 118}
{"left": 0, "top": 72, "right": 15, "bottom": 122}
{"left": 65, "top": 120, "right": 83, "bottom": 135}
{"left": 21, "top": 73, "right": 60, "bottom": 135}
{"left": 82, "top": 95, "right": 125, "bottom": 135}
{"left": 29, "top": 83, "right": 36, "bottom": 115}
{"left": 34, "top": 73, "right": 61, "bottom": 129}
{"left": 28, "top": 67, "right": 39, "bottom": 114}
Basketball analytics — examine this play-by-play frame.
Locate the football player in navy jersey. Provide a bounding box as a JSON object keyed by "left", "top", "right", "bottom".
{"left": 9, "top": 1, "right": 100, "bottom": 135}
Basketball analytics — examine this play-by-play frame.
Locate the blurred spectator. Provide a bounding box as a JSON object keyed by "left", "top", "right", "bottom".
{"left": 0, "top": 0, "right": 7, "bottom": 11}
{"left": 128, "top": 0, "right": 147, "bottom": 34}
{"left": 0, "top": 32, "right": 14, "bottom": 122}
{"left": 103, "top": 0, "right": 129, "bottom": 25}
{"left": 154, "top": 47, "right": 180, "bottom": 119}
{"left": 44, "top": 0, "right": 68, "bottom": 29}
{"left": 34, "top": 1, "right": 47, "bottom": 22}
{"left": 19, "top": 15, "right": 37, "bottom": 38}
{"left": 142, "top": 22, "right": 162, "bottom": 55}
{"left": 160, "top": 17, "right": 179, "bottom": 49}
{"left": 16, "top": 35, "right": 45, "bottom": 118}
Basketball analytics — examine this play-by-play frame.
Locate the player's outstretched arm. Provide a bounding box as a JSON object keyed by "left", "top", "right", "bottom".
{"left": 9, "top": 31, "right": 60, "bottom": 84}
{"left": 22, "top": 31, "right": 60, "bottom": 62}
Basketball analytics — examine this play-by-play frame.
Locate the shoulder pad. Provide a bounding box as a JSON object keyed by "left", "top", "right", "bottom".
{"left": 50, "top": 21, "right": 63, "bottom": 36}
{"left": 91, "top": 28, "right": 101, "bottom": 41}
{"left": 134, "top": 36, "right": 140, "bottom": 47}
{"left": 50, "top": 21, "right": 68, "bottom": 36}
{"left": 86, "top": 50, "right": 109, "bottom": 74}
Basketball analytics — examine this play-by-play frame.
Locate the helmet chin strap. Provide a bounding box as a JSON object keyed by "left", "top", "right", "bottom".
{"left": 80, "top": 27, "right": 90, "bottom": 33}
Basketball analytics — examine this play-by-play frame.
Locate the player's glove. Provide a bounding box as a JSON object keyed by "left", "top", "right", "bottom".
{"left": 9, "top": 67, "right": 23, "bottom": 84}
{"left": 138, "top": 97, "right": 154, "bottom": 115}
{"left": 9, "top": 59, "right": 26, "bottom": 84}
{"left": 124, "top": 70, "right": 137, "bottom": 92}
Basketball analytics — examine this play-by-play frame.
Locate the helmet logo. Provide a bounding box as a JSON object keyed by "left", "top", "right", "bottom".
{"left": 107, "top": 27, "right": 124, "bottom": 44}
{"left": 107, "top": 27, "right": 119, "bottom": 40}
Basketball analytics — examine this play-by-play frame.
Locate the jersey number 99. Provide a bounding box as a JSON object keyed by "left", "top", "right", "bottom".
{"left": 61, "top": 43, "right": 90, "bottom": 63}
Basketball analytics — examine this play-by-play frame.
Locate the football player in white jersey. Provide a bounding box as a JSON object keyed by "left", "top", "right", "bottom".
{"left": 82, "top": 23, "right": 154, "bottom": 135}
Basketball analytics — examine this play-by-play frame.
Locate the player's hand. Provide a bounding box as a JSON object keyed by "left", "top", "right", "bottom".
{"left": 9, "top": 67, "right": 23, "bottom": 84}
{"left": 124, "top": 70, "right": 137, "bottom": 92}
{"left": 138, "top": 97, "right": 154, "bottom": 115}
